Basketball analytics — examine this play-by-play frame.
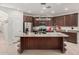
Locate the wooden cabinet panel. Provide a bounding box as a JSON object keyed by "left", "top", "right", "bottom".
{"left": 56, "top": 16, "right": 64, "bottom": 26}
{"left": 53, "top": 16, "right": 65, "bottom": 26}
{"left": 70, "top": 13, "right": 78, "bottom": 26}
{"left": 63, "top": 32, "right": 77, "bottom": 44}
{"left": 34, "top": 20, "right": 40, "bottom": 26}
{"left": 65, "top": 15, "right": 71, "bottom": 26}
{"left": 21, "top": 37, "right": 62, "bottom": 49}
{"left": 33, "top": 20, "right": 52, "bottom": 26}
{"left": 53, "top": 13, "right": 78, "bottom": 26}
{"left": 19, "top": 37, "right": 65, "bottom": 53}
{"left": 51, "top": 17, "right": 56, "bottom": 26}
{"left": 23, "top": 13, "right": 78, "bottom": 26}
{"left": 23, "top": 16, "right": 33, "bottom": 22}
{"left": 65, "top": 13, "right": 78, "bottom": 26}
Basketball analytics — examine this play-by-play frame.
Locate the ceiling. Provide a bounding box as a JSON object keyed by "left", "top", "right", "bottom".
{"left": 0, "top": 3, "right": 79, "bottom": 17}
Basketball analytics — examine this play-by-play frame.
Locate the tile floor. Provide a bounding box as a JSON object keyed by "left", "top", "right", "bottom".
{"left": 0, "top": 32, "right": 79, "bottom": 55}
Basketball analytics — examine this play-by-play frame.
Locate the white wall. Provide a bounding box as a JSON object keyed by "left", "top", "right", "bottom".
{"left": 0, "top": 7, "right": 23, "bottom": 44}
{"left": 0, "top": 10, "right": 8, "bottom": 32}
{"left": 8, "top": 10, "right": 23, "bottom": 43}
{"left": 0, "top": 22, "right": 3, "bottom": 32}
{"left": 0, "top": 10, "right": 8, "bottom": 42}
{"left": 3, "top": 21, "right": 8, "bottom": 40}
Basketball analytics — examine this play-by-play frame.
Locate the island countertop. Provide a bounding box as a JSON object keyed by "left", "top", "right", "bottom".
{"left": 17, "top": 32, "right": 69, "bottom": 37}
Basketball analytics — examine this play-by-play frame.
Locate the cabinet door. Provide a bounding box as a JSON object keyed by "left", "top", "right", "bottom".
{"left": 52, "top": 17, "right": 56, "bottom": 26}
{"left": 65, "top": 15, "right": 71, "bottom": 26}
{"left": 23, "top": 16, "right": 33, "bottom": 22}
{"left": 65, "top": 13, "right": 78, "bottom": 26}
{"left": 55, "top": 16, "right": 65, "bottom": 26}
{"left": 34, "top": 20, "right": 40, "bottom": 26}
{"left": 26, "top": 16, "right": 33, "bottom": 22}
{"left": 64, "top": 32, "right": 77, "bottom": 44}
{"left": 70, "top": 13, "right": 78, "bottom": 26}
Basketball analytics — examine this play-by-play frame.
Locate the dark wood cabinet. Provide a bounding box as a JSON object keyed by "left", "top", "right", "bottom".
{"left": 53, "top": 16, "right": 65, "bottom": 26}
{"left": 63, "top": 32, "right": 77, "bottom": 44}
{"left": 33, "top": 20, "right": 40, "bottom": 26}
{"left": 53, "top": 13, "right": 78, "bottom": 26}
{"left": 64, "top": 15, "right": 71, "bottom": 26}
{"left": 23, "top": 15, "right": 34, "bottom": 22}
{"left": 23, "top": 13, "right": 78, "bottom": 27}
{"left": 19, "top": 37, "right": 66, "bottom": 53}
{"left": 64, "top": 13, "right": 78, "bottom": 26}
{"left": 71, "top": 13, "right": 78, "bottom": 26}
{"left": 33, "top": 18, "right": 52, "bottom": 26}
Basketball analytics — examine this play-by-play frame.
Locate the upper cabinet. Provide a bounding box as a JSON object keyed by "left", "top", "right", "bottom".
{"left": 53, "top": 16, "right": 65, "bottom": 26}
{"left": 33, "top": 17, "right": 52, "bottom": 26}
{"left": 64, "top": 13, "right": 78, "bottom": 26}
{"left": 64, "top": 14, "right": 71, "bottom": 26}
{"left": 23, "top": 16, "right": 34, "bottom": 22}
{"left": 53, "top": 13, "right": 78, "bottom": 26}
{"left": 23, "top": 13, "right": 78, "bottom": 27}
{"left": 33, "top": 20, "right": 52, "bottom": 26}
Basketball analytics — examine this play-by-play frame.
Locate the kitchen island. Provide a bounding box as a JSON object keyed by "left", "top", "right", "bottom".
{"left": 18, "top": 32, "right": 68, "bottom": 54}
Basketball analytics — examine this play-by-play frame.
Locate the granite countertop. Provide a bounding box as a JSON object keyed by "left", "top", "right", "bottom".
{"left": 60, "top": 29, "right": 79, "bottom": 33}
{"left": 17, "top": 32, "right": 69, "bottom": 37}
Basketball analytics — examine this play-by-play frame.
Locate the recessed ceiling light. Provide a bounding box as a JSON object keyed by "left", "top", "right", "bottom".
{"left": 51, "top": 11, "right": 55, "bottom": 14}
{"left": 64, "top": 8, "right": 69, "bottom": 11}
{"left": 43, "top": 7, "right": 46, "bottom": 10}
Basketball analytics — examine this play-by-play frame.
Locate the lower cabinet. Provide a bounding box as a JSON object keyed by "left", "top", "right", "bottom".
{"left": 63, "top": 32, "right": 77, "bottom": 44}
